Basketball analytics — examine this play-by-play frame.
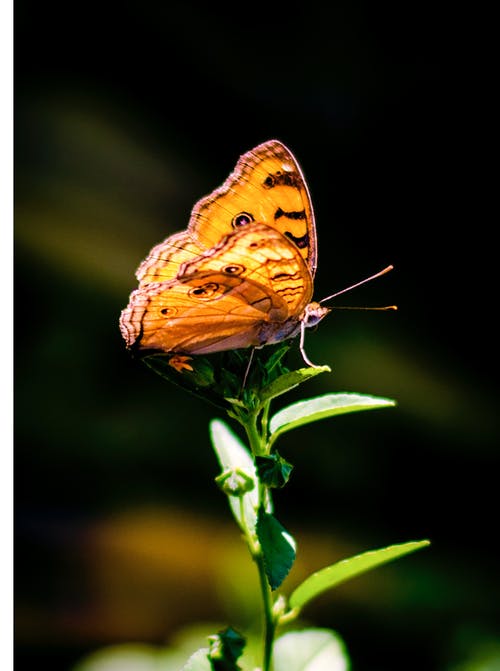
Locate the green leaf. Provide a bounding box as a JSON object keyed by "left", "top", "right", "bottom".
{"left": 143, "top": 347, "right": 280, "bottom": 412}
{"left": 208, "top": 627, "right": 246, "bottom": 671}
{"left": 255, "top": 454, "right": 293, "bottom": 488}
{"left": 262, "top": 342, "right": 292, "bottom": 373}
{"left": 256, "top": 509, "right": 296, "bottom": 590}
{"left": 259, "top": 366, "right": 331, "bottom": 406}
{"left": 181, "top": 648, "right": 212, "bottom": 671}
{"left": 143, "top": 353, "right": 229, "bottom": 411}
{"left": 273, "top": 629, "right": 350, "bottom": 671}
{"left": 269, "top": 392, "right": 396, "bottom": 444}
{"left": 289, "top": 539, "right": 431, "bottom": 611}
{"left": 209, "top": 419, "right": 259, "bottom": 532}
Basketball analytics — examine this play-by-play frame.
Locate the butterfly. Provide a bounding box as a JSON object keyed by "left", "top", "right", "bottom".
{"left": 120, "top": 140, "right": 392, "bottom": 370}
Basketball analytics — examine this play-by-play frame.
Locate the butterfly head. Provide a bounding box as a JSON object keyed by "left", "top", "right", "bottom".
{"left": 302, "top": 302, "right": 331, "bottom": 329}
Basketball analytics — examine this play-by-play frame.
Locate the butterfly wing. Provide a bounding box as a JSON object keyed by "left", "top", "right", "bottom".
{"left": 133, "top": 140, "right": 316, "bottom": 290}
{"left": 181, "top": 223, "right": 313, "bottom": 318}
{"left": 136, "top": 231, "right": 205, "bottom": 286}
{"left": 120, "top": 223, "right": 313, "bottom": 354}
{"left": 120, "top": 272, "right": 285, "bottom": 354}
{"left": 189, "top": 140, "right": 317, "bottom": 276}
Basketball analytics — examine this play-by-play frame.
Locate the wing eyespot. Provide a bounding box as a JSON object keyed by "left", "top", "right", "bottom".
{"left": 188, "top": 282, "right": 221, "bottom": 299}
{"left": 223, "top": 264, "right": 245, "bottom": 275}
{"left": 159, "top": 306, "right": 177, "bottom": 316}
{"left": 232, "top": 212, "right": 254, "bottom": 228}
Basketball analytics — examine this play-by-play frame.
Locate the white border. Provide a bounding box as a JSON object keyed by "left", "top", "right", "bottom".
{"left": 2, "top": 0, "right": 14, "bottom": 668}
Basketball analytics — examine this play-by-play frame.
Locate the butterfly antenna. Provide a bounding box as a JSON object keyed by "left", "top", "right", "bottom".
{"left": 320, "top": 265, "right": 394, "bottom": 304}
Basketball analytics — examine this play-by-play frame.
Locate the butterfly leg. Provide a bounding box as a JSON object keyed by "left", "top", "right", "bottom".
{"left": 299, "top": 321, "right": 322, "bottom": 368}
{"left": 241, "top": 347, "right": 256, "bottom": 392}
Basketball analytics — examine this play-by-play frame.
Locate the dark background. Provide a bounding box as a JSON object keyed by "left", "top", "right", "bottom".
{"left": 15, "top": 2, "right": 497, "bottom": 670}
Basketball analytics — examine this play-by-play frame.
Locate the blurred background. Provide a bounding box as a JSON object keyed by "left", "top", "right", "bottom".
{"left": 15, "top": 1, "right": 497, "bottom": 670}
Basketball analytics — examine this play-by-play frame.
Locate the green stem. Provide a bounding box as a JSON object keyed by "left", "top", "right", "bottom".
{"left": 244, "top": 410, "right": 265, "bottom": 456}
{"left": 256, "top": 549, "right": 275, "bottom": 671}
{"left": 260, "top": 400, "right": 271, "bottom": 448}
{"left": 239, "top": 407, "right": 276, "bottom": 670}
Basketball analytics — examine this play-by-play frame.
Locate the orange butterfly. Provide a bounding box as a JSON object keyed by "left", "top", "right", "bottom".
{"left": 120, "top": 140, "right": 392, "bottom": 368}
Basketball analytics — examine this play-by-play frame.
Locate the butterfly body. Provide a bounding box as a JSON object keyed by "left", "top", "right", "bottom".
{"left": 120, "top": 141, "right": 328, "bottom": 364}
